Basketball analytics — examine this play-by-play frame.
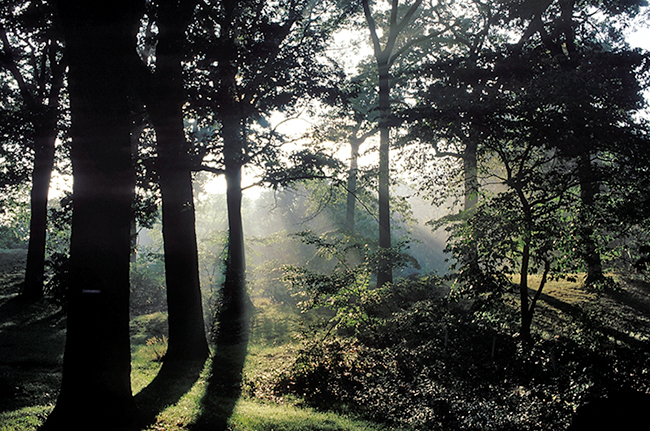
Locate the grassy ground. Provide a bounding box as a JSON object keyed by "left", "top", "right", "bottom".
{"left": 0, "top": 250, "right": 395, "bottom": 431}
{"left": 1, "top": 249, "right": 649, "bottom": 430}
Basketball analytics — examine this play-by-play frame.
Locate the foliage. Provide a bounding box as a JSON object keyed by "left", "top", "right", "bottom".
{"left": 0, "top": 192, "right": 29, "bottom": 249}
{"left": 270, "top": 275, "right": 650, "bottom": 430}
{"left": 282, "top": 229, "right": 421, "bottom": 332}
{"left": 43, "top": 251, "right": 68, "bottom": 308}
{"left": 145, "top": 335, "right": 168, "bottom": 362}
{"left": 130, "top": 248, "right": 167, "bottom": 316}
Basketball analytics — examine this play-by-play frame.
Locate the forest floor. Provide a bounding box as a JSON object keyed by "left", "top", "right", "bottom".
{"left": 1, "top": 249, "right": 650, "bottom": 430}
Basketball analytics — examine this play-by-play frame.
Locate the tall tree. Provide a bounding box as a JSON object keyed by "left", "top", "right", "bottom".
{"left": 42, "top": 1, "right": 141, "bottom": 428}
{"left": 361, "top": 0, "right": 452, "bottom": 287}
{"left": 139, "top": 0, "right": 210, "bottom": 365}
{"left": 507, "top": 0, "right": 648, "bottom": 286}
{"left": 316, "top": 70, "right": 378, "bottom": 235}
{"left": 0, "top": 0, "right": 65, "bottom": 300}
{"left": 188, "top": 0, "right": 344, "bottom": 344}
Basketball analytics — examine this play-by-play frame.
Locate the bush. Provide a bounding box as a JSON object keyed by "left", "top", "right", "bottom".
{"left": 130, "top": 252, "right": 167, "bottom": 316}
{"left": 44, "top": 252, "right": 69, "bottom": 309}
{"left": 269, "top": 276, "right": 595, "bottom": 430}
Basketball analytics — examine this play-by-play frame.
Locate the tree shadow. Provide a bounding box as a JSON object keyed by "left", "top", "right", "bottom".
{"left": 132, "top": 357, "right": 207, "bottom": 427}
{"left": 190, "top": 341, "right": 249, "bottom": 431}
{"left": 191, "top": 297, "right": 251, "bottom": 431}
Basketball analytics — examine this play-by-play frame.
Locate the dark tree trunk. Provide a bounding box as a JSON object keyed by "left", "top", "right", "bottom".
{"left": 1, "top": 27, "right": 65, "bottom": 301}
{"left": 22, "top": 126, "right": 56, "bottom": 300}
{"left": 42, "top": 2, "right": 140, "bottom": 428}
{"left": 217, "top": 114, "right": 251, "bottom": 347}
{"left": 519, "top": 241, "right": 532, "bottom": 343}
{"left": 194, "top": 114, "right": 251, "bottom": 431}
{"left": 463, "top": 136, "right": 479, "bottom": 212}
{"left": 146, "top": 1, "right": 209, "bottom": 364}
{"left": 376, "top": 59, "right": 392, "bottom": 288}
{"left": 577, "top": 152, "right": 604, "bottom": 287}
{"left": 463, "top": 135, "right": 481, "bottom": 275}
{"left": 345, "top": 139, "right": 361, "bottom": 234}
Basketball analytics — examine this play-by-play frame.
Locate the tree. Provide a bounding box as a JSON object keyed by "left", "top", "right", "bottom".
{"left": 506, "top": 0, "right": 648, "bottom": 286}
{"left": 186, "top": 0, "right": 345, "bottom": 345}
{"left": 42, "top": 1, "right": 141, "bottom": 428}
{"left": 360, "top": 0, "right": 453, "bottom": 288}
{"left": 0, "top": 0, "right": 65, "bottom": 300}
{"left": 316, "top": 69, "right": 379, "bottom": 235}
{"left": 136, "top": 0, "right": 210, "bottom": 365}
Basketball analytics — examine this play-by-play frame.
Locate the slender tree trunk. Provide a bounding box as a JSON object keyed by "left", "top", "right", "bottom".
{"left": 217, "top": 115, "right": 251, "bottom": 347}
{"left": 519, "top": 241, "right": 532, "bottom": 343}
{"left": 345, "top": 139, "right": 361, "bottom": 234}
{"left": 22, "top": 127, "right": 56, "bottom": 300}
{"left": 376, "top": 59, "right": 392, "bottom": 288}
{"left": 43, "top": 2, "right": 139, "bottom": 428}
{"left": 577, "top": 152, "right": 604, "bottom": 286}
{"left": 463, "top": 136, "right": 479, "bottom": 212}
{"left": 463, "top": 135, "right": 481, "bottom": 275}
{"left": 146, "top": 1, "right": 209, "bottom": 364}
{"left": 195, "top": 115, "right": 251, "bottom": 431}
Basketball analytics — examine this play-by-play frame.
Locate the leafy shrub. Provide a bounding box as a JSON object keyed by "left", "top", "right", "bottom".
{"left": 269, "top": 275, "right": 650, "bottom": 430}
{"left": 44, "top": 251, "right": 69, "bottom": 309}
{"left": 0, "top": 225, "right": 27, "bottom": 249}
{"left": 130, "top": 251, "right": 167, "bottom": 316}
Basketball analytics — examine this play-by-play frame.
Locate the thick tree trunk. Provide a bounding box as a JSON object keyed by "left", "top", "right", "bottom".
{"left": 43, "top": 2, "right": 139, "bottom": 428}
{"left": 22, "top": 128, "right": 56, "bottom": 300}
{"left": 376, "top": 60, "right": 392, "bottom": 288}
{"left": 577, "top": 152, "right": 604, "bottom": 286}
{"left": 146, "top": 1, "right": 209, "bottom": 364}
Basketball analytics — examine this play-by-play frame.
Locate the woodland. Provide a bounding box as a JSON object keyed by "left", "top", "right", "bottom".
{"left": 1, "top": 0, "right": 650, "bottom": 430}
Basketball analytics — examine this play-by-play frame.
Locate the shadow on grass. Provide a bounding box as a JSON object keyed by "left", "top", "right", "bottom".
{"left": 191, "top": 340, "right": 249, "bottom": 431}
{"left": 191, "top": 295, "right": 251, "bottom": 431}
{"left": 133, "top": 357, "right": 207, "bottom": 426}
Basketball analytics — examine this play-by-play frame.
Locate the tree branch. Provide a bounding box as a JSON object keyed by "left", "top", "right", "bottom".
{"left": 362, "top": 0, "right": 383, "bottom": 56}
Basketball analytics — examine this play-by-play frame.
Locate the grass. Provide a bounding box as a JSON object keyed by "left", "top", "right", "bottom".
{"left": 2, "top": 246, "right": 649, "bottom": 431}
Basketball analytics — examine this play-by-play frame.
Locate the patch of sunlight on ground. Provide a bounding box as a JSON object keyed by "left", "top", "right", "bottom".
{"left": 230, "top": 399, "right": 399, "bottom": 431}
{"left": 0, "top": 405, "right": 52, "bottom": 431}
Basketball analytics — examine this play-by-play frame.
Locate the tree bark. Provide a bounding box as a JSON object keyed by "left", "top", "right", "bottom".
{"left": 217, "top": 114, "right": 251, "bottom": 347}
{"left": 147, "top": 2, "right": 209, "bottom": 363}
{"left": 345, "top": 139, "right": 361, "bottom": 234}
{"left": 376, "top": 59, "right": 392, "bottom": 288}
{"left": 519, "top": 241, "right": 532, "bottom": 343}
{"left": 577, "top": 152, "right": 604, "bottom": 286}
{"left": 463, "top": 134, "right": 481, "bottom": 275}
{"left": 0, "top": 27, "right": 64, "bottom": 301}
{"left": 23, "top": 123, "right": 56, "bottom": 300}
{"left": 43, "top": 2, "right": 139, "bottom": 428}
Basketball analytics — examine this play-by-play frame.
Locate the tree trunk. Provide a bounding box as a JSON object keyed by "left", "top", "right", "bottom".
{"left": 345, "top": 139, "right": 361, "bottom": 234}
{"left": 463, "top": 136, "right": 479, "bottom": 212}
{"left": 22, "top": 126, "right": 56, "bottom": 300}
{"left": 463, "top": 134, "right": 481, "bottom": 275}
{"left": 376, "top": 59, "right": 392, "bottom": 288}
{"left": 577, "top": 152, "right": 604, "bottom": 286}
{"left": 146, "top": 1, "right": 209, "bottom": 363}
{"left": 519, "top": 241, "right": 532, "bottom": 343}
{"left": 43, "top": 2, "right": 139, "bottom": 428}
{"left": 195, "top": 115, "right": 251, "bottom": 431}
{"left": 217, "top": 114, "right": 251, "bottom": 347}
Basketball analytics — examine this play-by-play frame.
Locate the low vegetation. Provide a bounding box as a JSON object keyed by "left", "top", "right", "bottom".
{"left": 1, "top": 249, "right": 649, "bottom": 430}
